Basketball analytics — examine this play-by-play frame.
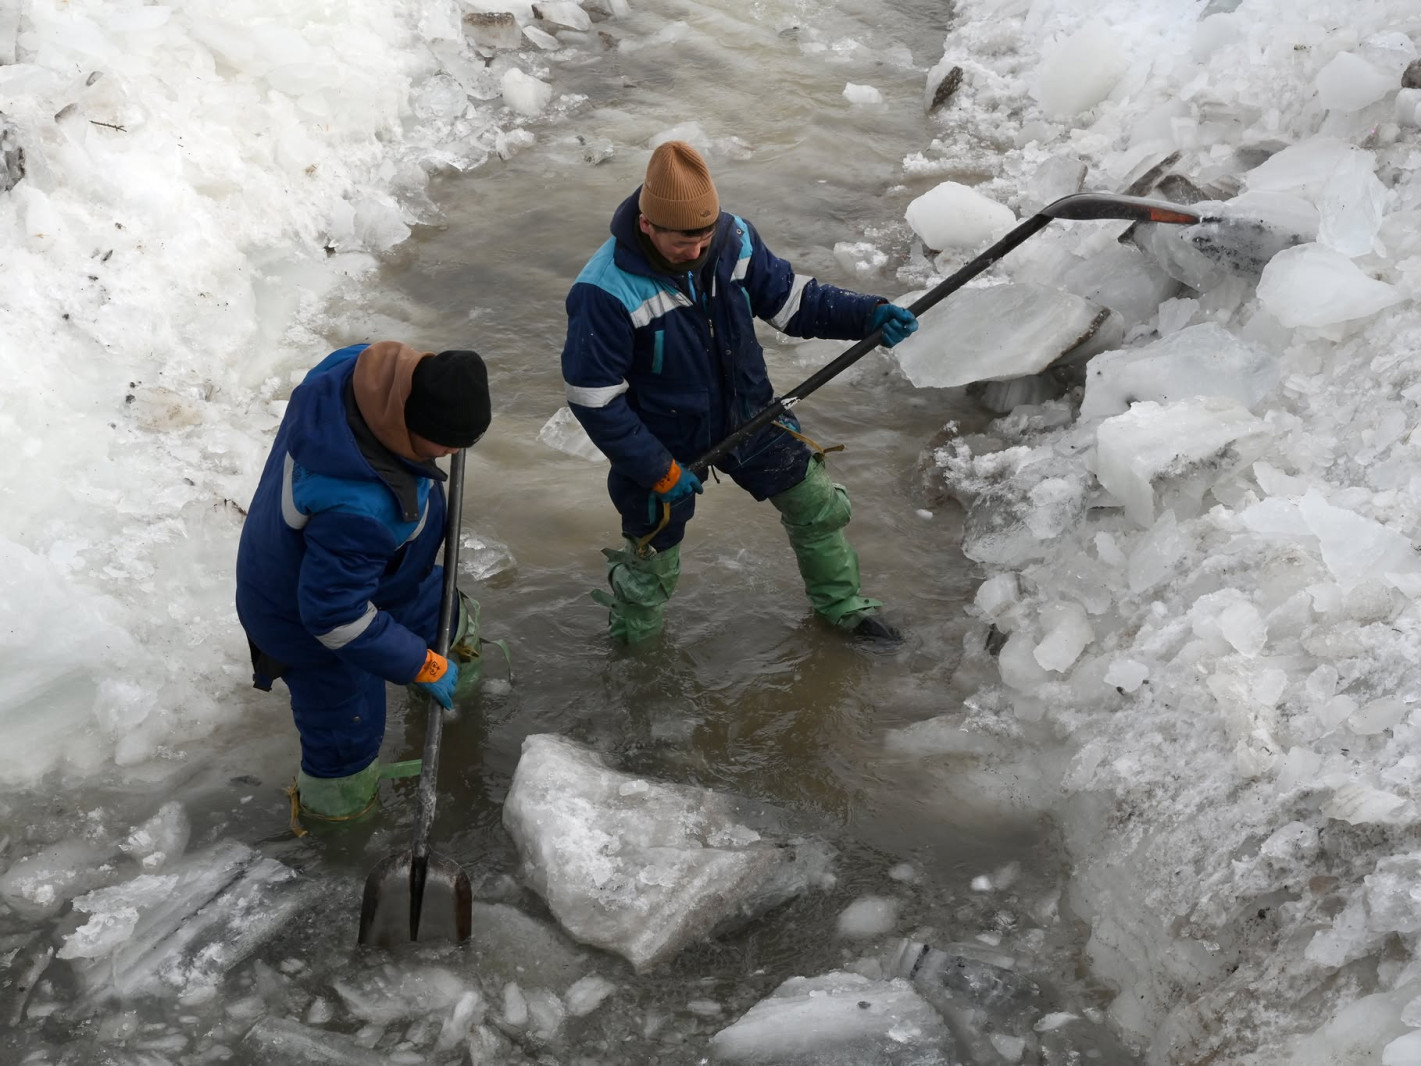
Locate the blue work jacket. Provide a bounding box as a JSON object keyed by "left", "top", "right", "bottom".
{"left": 236, "top": 344, "right": 446, "bottom": 684}
{"left": 561, "top": 190, "right": 883, "bottom": 487}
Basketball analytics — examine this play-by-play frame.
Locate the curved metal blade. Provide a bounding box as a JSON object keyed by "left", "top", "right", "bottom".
{"left": 358, "top": 850, "right": 472, "bottom": 948}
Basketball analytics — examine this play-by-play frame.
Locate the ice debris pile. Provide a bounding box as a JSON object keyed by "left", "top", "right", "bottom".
{"left": 881, "top": 0, "right": 1421, "bottom": 1060}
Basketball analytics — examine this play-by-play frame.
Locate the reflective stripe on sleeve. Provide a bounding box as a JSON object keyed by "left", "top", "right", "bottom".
{"left": 768, "top": 274, "right": 811, "bottom": 331}
{"left": 630, "top": 289, "right": 691, "bottom": 328}
{"left": 316, "top": 602, "right": 377, "bottom": 650}
{"left": 281, "top": 453, "right": 308, "bottom": 530}
{"left": 566, "top": 380, "right": 630, "bottom": 408}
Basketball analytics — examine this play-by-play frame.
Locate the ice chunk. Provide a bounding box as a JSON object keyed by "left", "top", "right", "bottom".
{"left": 893, "top": 283, "right": 1114, "bottom": 388}
{"left": 64, "top": 841, "right": 315, "bottom": 1001}
{"left": 245, "top": 1017, "right": 399, "bottom": 1065}
{"left": 459, "top": 530, "right": 517, "bottom": 581}
{"left": 999, "top": 630, "right": 1051, "bottom": 693}
{"left": 973, "top": 573, "right": 1021, "bottom": 620}
{"left": 502, "top": 68, "right": 552, "bottom": 116}
{"left": 836, "top": 896, "right": 900, "bottom": 939}
{"left": 334, "top": 964, "right": 472, "bottom": 1024}
{"left": 463, "top": 12, "right": 524, "bottom": 52}
{"left": 1316, "top": 52, "right": 1395, "bottom": 112}
{"left": 1219, "top": 600, "right": 1266, "bottom": 657}
{"left": 1128, "top": 509, "right": 1185, "bottom": 593}
{"left": 1245, "top": 138, "right": 1357, "bottom": 200}
{"left": 904, "top": 181, "right": 1016, "bottom": 252}
{"left": 1361, "top": 31, "right": 1418, "bottom": 78}
{"left": 119, "top": 801, "right": 190, "bottom": 872}
{"left": 502, "top": 982, "right": 529, "bottom": 1027}
{"left": 1318, "top": 150, "right": 1386, "bottom": 257}
{"left": 884, "top": 939, "right": 1042, "bottom": 1014}
{"left": 1132, "top": 198, "right": 1310, "bottom": 288}
{"left": 1033, "top": 603, "right": 1093, "bottom": 672}
{"left": 1383, "top": 1031, "right": 1421, "bottom": 1065}
{"left": 59, "top": 874, "right": 178, "bottom": 960}
{"left": 0, "top": 839, "right": 114, "bottom": 919}
{"left": 708, "top": 971, "right": 955, "bottom": 1065}
{"left": 1055, "top": 243, "right": 1181, "bottom": 325}
{"left": 1080, "top": 323, "right": 1279, "bottom": 419}
{"left": 1092, "top": 397, "right": 1271, "bottom": 527}
{"left": 502, "top": 734, "right": 833, "bottom": 972}
{"left": 843, "top": 83, "right": 883, "bottom": 105}
{"left": 537, "top": 406, "right": 607, "bottom": 462}
{"left": 1349, "top": 698, "right": 1407, "bottom": 736}
{"left": 1298, "top": 490, "right": 1421, "bottom": 591}
{"left": 1104, "top": 659, "right": 1149, "bottom": 692}
{"left": 1321, "top": 784, "right": 1408, "bottom": 825}
{"left": 1030, "top": 20, "right": 1128, "bottom": 118}
{"left": 565, "top": 973, "right": 616, "bottom": 1017}
{"left": 833, "top": 241, "right": 888, "bottom": 277}
{"left": 961, "top": 460, "right": 1091, "bottom": 567}
{"left": 534, "top": 2, "right": 592, "bottom": 32}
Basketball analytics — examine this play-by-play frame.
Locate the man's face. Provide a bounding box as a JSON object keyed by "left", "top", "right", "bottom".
{"left": 410, "top": 432, "right": 459, "bottom": 460}
{"left": 639, "top": 215, "right": 714, "bottom": 265}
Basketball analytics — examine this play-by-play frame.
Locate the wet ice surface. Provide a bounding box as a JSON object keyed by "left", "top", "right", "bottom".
{"left": 0, "top": 761, "right": 1117, "bottom": 1066}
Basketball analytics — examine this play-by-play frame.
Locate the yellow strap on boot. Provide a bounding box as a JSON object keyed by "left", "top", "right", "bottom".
{"left": 773, "top": 420, "right": 845, "bottom": 459}
{"left": 635, "top": 502, "right": 672, "bottom": 556}
{"left": 284, "top": 780, "right": 308, "bottom": 838}
{"left": 284, "top": 776, "right": 382, "bottom": 838}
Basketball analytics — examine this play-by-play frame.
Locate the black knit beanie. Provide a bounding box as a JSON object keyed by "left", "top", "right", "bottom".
{"left": 404, "top": 350, "right": 491, "bottom": 448}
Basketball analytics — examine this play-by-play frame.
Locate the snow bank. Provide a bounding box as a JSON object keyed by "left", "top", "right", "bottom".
{"left": 916, "top": 0, "right": 1421, "bottom": 1059}
{"left": 0, "top": 0, "right": 560, "bottom": 785}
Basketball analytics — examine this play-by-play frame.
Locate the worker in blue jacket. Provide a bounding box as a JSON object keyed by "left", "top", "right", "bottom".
{"left": 561, "top": 140, "right": 918, "bottom": 645}
{"left": 236, "top": 342, "right": 491, "bottom": 822}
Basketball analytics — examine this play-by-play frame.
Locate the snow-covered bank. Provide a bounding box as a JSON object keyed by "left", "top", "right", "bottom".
{"left": 0, "top": 0, "right": 556, "bottom": 784}
{"left": 902, "top": 0, "right": 1421, "bottom": 1059}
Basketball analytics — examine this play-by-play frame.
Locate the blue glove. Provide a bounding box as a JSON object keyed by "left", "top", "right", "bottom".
{"left": 652, "top": 461, "right": 703, "bottom": 505}
{"left": 868, "top": 303, "right": 919, "bottom": 347}
{"left": 413, "top": 649, "right": 459, "bottom": 709}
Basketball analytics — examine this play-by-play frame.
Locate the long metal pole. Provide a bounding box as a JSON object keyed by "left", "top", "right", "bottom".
{"left": 409, "top": 447, "right": 465, "bottom": 939}
{"left": 687, "top": 192, "right": 1200, "bottom": 478}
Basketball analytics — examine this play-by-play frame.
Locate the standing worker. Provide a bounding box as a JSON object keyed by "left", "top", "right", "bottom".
{"left": 561, "top": 140, "right": 918, "bottom": 645}
{"left": 236, "top": 341, "right": 492, "bottom": 823}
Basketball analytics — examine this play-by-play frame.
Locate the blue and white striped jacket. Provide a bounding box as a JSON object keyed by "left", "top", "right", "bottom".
{"left": 236, "top": 344, "right": 446, "bottom": 683}
{"left": 561, "top": 190, "right": 883, "bottom": 487}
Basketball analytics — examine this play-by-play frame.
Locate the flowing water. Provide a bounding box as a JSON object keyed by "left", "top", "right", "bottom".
{"left": 2, "top": 1, "right": 1143, "bottom": 1062}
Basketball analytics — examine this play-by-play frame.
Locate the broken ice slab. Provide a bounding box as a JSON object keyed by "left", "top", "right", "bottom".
{"left": 1091, "top": 396, "right": 1271, "bottom": 528}
{"left": 502, "top": 734, "right": 834, "bottom": 973}
{"left": 892, "top": 282, "right": 1118, "bottom": 389}
{"left": 708, "top": 970, "right": 956, "bottom": 1065}
{"left": 63, "top": 840, "right": 318, "bottom": 1002}
{"left": 1131, "top": 193, "right": 1313, "bottom": 289}
{"left": 537, "top": 405, "right": 607, "bottom": 462}
{"left": 1257, "top": 243, "right": 1403, "bottom": 329}
{"left": 1080, "top": 322, "right": 1280, "bottom": 419}
{"left": 462, "top": 12, "right": 523, "bottom": 53}
{"left": 244, "top": 1015, "right": 402, "bottom": 1066}
{"left": 884, "top": 939, "right": 1042, "bottom": 1015}
{"left": 0, "top": 838, "right": 115, "bottom": 919}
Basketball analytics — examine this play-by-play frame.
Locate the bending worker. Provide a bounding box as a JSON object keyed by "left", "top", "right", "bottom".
{"left": 236, "top": 342, "right": 491, "bottom": 822}
{"left": 560, "top": 140, "right": 918, "bottom": 645}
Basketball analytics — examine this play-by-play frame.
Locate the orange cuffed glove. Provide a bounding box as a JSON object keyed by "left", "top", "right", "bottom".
{"left": 413, "top": 649, "right": 458, "bottom": 709}
{"left": 651, "top": 460, "right": 703, "bottom": 504}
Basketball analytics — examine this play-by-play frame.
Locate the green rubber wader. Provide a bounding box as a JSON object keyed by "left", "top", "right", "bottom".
{"left": 769, "top": 456, "right": 882, "bottom": 629}
{"left": 450, "top": 589, "right": 484, "bottom": 695}
{"left": 295, "top": 758, "right": 422, "bottom": 821}
{"left": 590, "top": 539, "right": 681, "bottom": 645}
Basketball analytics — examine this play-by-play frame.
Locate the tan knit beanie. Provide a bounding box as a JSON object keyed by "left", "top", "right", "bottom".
{"left": 639, "top": 141, "right": 719, "bottom": 231}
